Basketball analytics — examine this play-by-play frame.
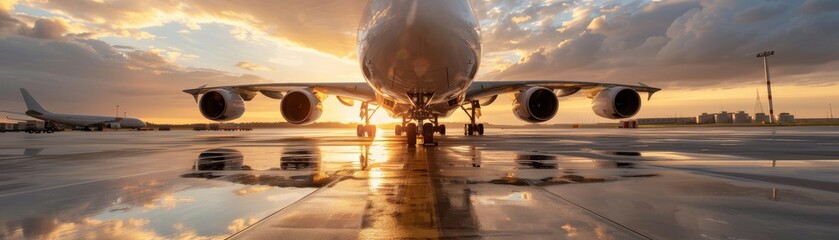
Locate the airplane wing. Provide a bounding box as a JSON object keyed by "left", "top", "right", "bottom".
{"left": 183, "top": 82, "right": 377, "bottom": 103}
{"left": 465, "top": 80, "right": 661, "bottom": 101}
{"left": 1, "top": 110, "right": 27, "bottom": 116}
{"left": 7, "top": 116, "right": 33, "bottom": 121}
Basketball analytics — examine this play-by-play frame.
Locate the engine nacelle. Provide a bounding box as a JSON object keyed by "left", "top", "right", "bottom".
{"left": 512, "top": 86, "right": 559, "bottom": 123}
{"left": 591, "top": 87, "right": 641, "bottom": 119}
{"left": 107, "top": 122, "right": 121, "bottom": 129}
{"left": 196, "top": 148, "right": 245, "bottom": 171}
{"left": 280, "top": 89, "right": 323, "bottom": 125}
{"left": 199, "top": 89, "right": 246, "bottom": 121}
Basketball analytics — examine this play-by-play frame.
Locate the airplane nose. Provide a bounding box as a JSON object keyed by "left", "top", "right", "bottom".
{"left": 360, "top": 0, "right": 479, "bottom": 103}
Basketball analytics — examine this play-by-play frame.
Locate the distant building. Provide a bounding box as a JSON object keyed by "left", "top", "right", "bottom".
{"left": 778, "top": 113, "right": 795, "bottom": 123}
{"left": 714, "top": 111, "right": 734, "bottom": 123}
{"left": 697, "top": 113, "right": 715, "bottom": 124}
{"left": 733, "top": 111, "right": 751, "bottom": 124}
{"left": 795, "top": 118, "right": 838, "bottom": 123}
{"left": 12, "top": 120, "right": 46, "bottom": 131}
{"left": 754, "top": 113, "right": 770, "bottom": 123}
{"left": 637, "top": 117, "right": 697, "bottom": 125}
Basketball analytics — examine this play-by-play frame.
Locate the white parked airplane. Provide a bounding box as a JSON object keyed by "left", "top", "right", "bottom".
{"left": 2, "top": 88, "right": 147, "bottom": 131}
{"left": 184, "top": 0, "right": 660, "bottom": 145}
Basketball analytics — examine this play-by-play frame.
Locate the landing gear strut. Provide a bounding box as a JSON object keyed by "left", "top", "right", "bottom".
{"left": 395, "top": 92, "right": 450, "bottom": 146}
{"left": 461, "top": 100, "right": 484, "bottom": 136}
{"left": 356, "top": 102, "right": 378, "bottom": 138}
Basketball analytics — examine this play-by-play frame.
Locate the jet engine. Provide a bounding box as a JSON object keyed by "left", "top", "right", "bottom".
{"left": 591, "top": 87, "right": 641, "bottom": 119}
{"left": 107, "top": 122, "right": 121, "bottom": 129}
{"left": 280, "top": 89, "right": 323, "bottom": 125}
{"left": 196, "top": 148, "right": 245, "bottom": 171}
{"left": 512, "top": 86, "right": 559, "bottom": 123}
{"left": 199, "top": 89, "right": 246, "bottom": 121}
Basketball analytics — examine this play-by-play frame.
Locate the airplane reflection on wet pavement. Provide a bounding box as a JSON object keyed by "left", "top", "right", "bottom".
{"left": 1, "top": 127, "right": 838, "bottom": 239}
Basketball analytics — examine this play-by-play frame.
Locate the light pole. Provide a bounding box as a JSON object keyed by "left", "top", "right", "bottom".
{"left": 757, "top": 51, "right": 776, "bottom": 124}
{"left": 115, "top": 105, "right": 120, "bottom": 118}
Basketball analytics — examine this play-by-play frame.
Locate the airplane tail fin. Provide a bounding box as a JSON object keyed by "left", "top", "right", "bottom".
{"left": 20, "top": 88, "right": 50, "bottom": 113}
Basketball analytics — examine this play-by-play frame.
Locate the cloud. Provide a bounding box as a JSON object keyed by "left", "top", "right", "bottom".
{"left": 8, "top": 0, "right": 839, "bottom": 90}
{"left": 799, "top": 0, "right": 839, "bottom": 14}
{"left": 0, "top": 7, "right": 269, "bottom": 122}
{"left": 22, "top": 0, "right": 368, "bottom": 57}
{"left": 474, "top": 0, "right": 839, "bottom": 88}
{"left": 2, "top": 0, "right": 837, "bottom": 123}
{"left": 1, "top": 14, "right": 73, "bottom": 40}
{"left": 0, "top": 0, "right": 20, "bottom": 30}
{"left": 235, "top": 61, "right": 274, "bottom": 72}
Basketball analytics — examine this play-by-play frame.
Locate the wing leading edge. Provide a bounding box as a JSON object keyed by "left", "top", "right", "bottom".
{"left": 465, "top": 80, "right": 661, "bottom": 101}
{"left": 183, "top": 82, "right": 378, "bottom": 103}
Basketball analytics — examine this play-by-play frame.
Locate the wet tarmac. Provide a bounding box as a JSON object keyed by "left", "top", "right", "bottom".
{"left": 1, "top": 127, "right": 838, "bottom": 239}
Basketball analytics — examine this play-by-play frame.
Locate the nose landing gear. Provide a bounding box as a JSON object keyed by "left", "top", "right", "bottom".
{"left": 405, "top": 123, "right": 418, "bottom": 145}
{"left": 397, "top": 104, "right": 447, "bottom": 146}
{"left": 396, "top": 92, "right": 454, "bottom": 146}
{"left": 397, "top": 118, "right": 443, "bottom": 146}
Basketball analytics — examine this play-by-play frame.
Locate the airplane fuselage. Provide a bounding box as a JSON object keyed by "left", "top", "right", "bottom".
{"left": 26, "top": 111, "right": 146, "bottom": 129}
{"left": 16, "top": 88, "right": 147, "bottom": 130}
{"left": 358, "top": 0, "right": 481, "bottom": 118}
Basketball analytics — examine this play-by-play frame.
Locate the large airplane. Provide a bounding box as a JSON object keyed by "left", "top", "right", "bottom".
{"left": 2, "top": 88, "right": 147, "bottom": 131}
{"left": 183, "top": 0, "right": 660, "bottom": 145}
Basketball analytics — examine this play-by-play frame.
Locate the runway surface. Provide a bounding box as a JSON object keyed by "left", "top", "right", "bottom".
{"left": 1, "top": 126, "right": 838, "bottom": 239}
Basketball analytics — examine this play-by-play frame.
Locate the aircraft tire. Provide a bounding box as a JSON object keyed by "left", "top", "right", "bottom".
{"left": 365, "top": 125, "right": 377, "bottom": 138}
{"left": 406, "top": 123, "right": 417, "bottom": 145}
{"left": 422, "top": 123, "right": 434, "bottom": 143}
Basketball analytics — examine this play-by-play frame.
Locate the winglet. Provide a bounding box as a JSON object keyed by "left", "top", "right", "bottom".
{"left": 638, "top": 82, "right": 661, "bottom": 101}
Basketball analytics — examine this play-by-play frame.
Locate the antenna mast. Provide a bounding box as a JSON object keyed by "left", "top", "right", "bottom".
{"left": 757, "top": 51, "right": 776, "bottom": 124}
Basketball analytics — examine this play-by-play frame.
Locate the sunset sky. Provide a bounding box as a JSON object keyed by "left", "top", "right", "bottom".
{"left": 1, "top": 0, "right": 837, "bottom": 125}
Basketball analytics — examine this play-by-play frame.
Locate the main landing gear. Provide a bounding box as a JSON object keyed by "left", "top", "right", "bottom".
{"left": 356, "top": 102, "right": 378, "bottom": 138}
{"left": 461, "top": 100, "right": 484, "bottom": 136}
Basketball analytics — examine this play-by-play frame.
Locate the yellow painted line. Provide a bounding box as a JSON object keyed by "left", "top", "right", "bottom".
{"left": 359, "top": 148, "right": 440, "bottom": 239}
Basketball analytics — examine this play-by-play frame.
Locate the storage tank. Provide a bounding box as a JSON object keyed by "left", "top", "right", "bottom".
{"left": 754, "top": 113, "right": 769, "bottom": 123}
{"left": 714, "top": 111, "right": 733, "bottom": 123}
{"left": 697, "top": 113, "right": 715, "bottom": 124}
{"left": 778, "top": 113, "right": 795, "bottom": 123}
{"left": 733, "top": 111, "right": 751, "bottom": 124}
